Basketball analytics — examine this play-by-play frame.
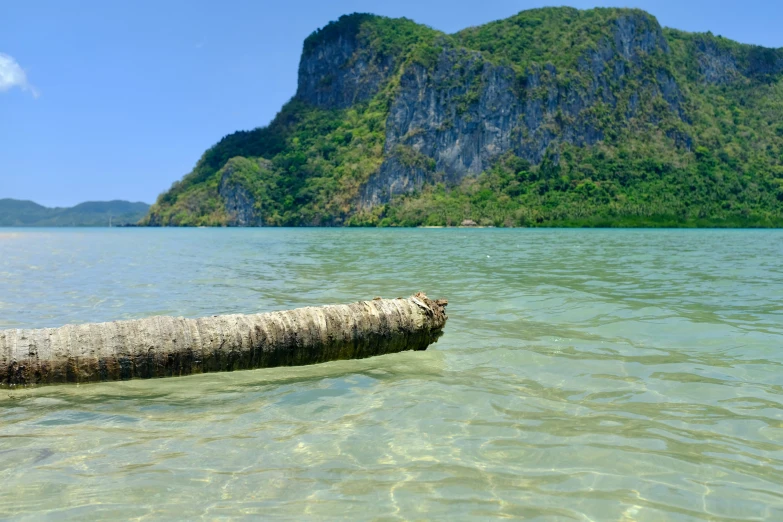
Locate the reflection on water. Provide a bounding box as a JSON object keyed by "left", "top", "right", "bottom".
{"left": 1, "top": 228, "right": 782, "bottom": 520}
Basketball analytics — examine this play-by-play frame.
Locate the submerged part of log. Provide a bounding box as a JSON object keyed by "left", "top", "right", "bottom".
{"left": 0, "top": 293, "right": 448, "bottom": 387}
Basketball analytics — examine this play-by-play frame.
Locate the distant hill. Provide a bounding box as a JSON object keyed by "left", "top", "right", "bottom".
{"left": 0, "top": 199, "right": 150, "bottom": 227}
{"left": 144, "top": 8, "right": 783, "bottom": 227}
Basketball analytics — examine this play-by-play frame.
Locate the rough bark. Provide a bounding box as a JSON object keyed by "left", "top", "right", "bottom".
{"left": 0, "top": 294, "right": 448, "bottom": 387}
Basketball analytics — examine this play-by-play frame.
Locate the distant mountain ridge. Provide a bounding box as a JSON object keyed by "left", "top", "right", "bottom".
{"left": 0, "top": 199, "right": 150, "bottom": 227}
{"left": 142, "top": 7, "right": 783, "bottom": 227}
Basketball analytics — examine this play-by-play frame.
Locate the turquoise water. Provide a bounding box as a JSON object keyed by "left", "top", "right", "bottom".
{"left": 1, "top": 228, "right": 782, "bottom": 520}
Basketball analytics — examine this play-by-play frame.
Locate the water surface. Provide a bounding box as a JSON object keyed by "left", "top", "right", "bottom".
{"left": 1, "top": 229, "right": 782, "bottom": 520}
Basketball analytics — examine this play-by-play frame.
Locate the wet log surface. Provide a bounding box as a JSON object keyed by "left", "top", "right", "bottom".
{"left": 1, "top": 293, "right": 448, "bottom": 387}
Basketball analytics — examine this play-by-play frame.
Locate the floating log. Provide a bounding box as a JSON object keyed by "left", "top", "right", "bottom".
{"left": 0, "top": 293, "right": 448, "bottom": 387}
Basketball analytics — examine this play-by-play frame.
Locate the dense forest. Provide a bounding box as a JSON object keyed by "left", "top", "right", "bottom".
{"left": 143, "top": 8, "right": 783, "bottom": 227}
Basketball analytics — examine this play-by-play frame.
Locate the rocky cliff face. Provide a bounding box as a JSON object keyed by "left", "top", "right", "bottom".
{"left": 695, "top": 39, "right": 742, "bottom": 85}
{"left": 219, "top": 172, "right": 258, "bottom": 226}
{"left": 142, "top": 8, "right": 783, "bottom": 227}
{"left": 296, "top": 20, "right": 396, "bottom": 109}
{"left": 694, "top": 36, "right": 783, "bottom": 85}
{"left": 216, "top": 157, "right": 274, "bottom": 226}
{"left": 360, "top": 13, "right": 685, "bottom": 207}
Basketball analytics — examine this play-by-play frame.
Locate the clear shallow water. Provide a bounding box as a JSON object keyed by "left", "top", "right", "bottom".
{"left": 1, "top": 228, "right": 782, "bottom": 521}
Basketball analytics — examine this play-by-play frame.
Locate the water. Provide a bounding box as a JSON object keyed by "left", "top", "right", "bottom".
{"left": 1, "top": 228, "right": 782, "bottom": 521}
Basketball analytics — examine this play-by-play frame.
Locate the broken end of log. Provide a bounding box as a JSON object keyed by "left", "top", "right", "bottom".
{"left": 411, "top": 292, "right": 448, "bottom": 331}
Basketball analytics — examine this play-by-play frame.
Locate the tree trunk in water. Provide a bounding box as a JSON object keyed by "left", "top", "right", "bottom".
{"left": 0, "top": 293, "right": 447, "bottom": 387}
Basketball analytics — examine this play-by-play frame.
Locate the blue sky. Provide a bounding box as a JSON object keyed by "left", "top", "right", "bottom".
{"left": 2, "top": 0, "right": 782, "bottom": 207}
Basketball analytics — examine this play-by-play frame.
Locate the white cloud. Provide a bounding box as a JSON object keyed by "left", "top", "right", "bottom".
{"left": 0, "top": 53, "right": 38, "bottom": 97}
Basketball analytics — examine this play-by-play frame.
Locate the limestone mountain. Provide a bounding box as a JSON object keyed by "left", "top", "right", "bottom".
{"left": 143, "top": 8, "right": 783, "bottom": 227}
{"left": 0, "top": 199, "right": 150, "bottom": 227}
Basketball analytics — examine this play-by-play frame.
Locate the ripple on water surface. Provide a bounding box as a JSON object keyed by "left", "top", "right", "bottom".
{"left": 1, "top": 228, "right": 782, "bottom": 520}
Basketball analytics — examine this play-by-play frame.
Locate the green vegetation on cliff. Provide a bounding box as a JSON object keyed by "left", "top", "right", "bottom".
{"left": 143, "top": 8, "right": 783, "bottom": 227}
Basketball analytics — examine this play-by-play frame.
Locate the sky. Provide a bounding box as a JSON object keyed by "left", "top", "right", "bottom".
{"left": 2, "top": 0, "right": 783, "bottom": 207}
